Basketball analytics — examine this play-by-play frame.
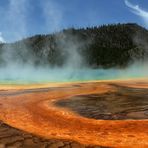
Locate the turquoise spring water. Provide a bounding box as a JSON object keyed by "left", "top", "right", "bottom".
{"left": 0, "top": 67, "right": 146, "bottom": 84}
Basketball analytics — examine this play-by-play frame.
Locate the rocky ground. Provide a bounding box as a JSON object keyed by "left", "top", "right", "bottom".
{"left": 0, "top": 122, "right": 105, "bottom": 148}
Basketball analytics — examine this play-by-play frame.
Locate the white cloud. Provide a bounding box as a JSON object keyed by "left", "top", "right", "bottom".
{"left": 125, "top": 0, "right": 148, "bottom": 26}
{"left": 0, "top": 32, "right": 5, "bottom": 43}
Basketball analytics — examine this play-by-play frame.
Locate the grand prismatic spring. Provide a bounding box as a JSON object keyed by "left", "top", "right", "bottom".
{"left": 0, "top": 68, "right": 147, "bottom": 147}
{"left": 0, "top": 0, "right": 148, "bottom": 147}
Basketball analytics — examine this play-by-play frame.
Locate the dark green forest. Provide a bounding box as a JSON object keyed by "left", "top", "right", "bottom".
{"left": 0, "top": 23, "right": 148, "bottom": 68}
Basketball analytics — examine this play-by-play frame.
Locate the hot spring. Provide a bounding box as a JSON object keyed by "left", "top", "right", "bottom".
{"left": 0, "top": 65, "right": 147, "bottom": 84}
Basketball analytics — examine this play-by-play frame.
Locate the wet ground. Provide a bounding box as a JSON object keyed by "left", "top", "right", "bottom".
{"left": 55, "top": 84, "right": 148, "bottom": 120}
{"left": 0, "top": 80, "right": 147, "bottom": 147}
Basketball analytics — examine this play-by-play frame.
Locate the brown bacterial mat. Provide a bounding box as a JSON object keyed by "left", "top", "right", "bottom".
{"left": 55, "top": 84, "right": 148, "bottom": 120}
{"left": 0, "top": 80, "right": 147, "bottom": 147}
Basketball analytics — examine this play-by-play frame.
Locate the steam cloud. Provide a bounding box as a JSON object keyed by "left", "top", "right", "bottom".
{"left": 0, "top": 0, "right": 28, "bottom": 41}
{"left": 0, "top": 32, "right": 5, "bottom": 43}
{"left": 0, "top": 0, "right": 90, "bottom": 83}
{"left": 42, "top": 0, "right": 63, "bottom": 33}
{"left": 0, "top": 0, "right": 147, "bottom": 84}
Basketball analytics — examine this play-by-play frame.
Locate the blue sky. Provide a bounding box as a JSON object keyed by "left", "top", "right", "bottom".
{"left": 0, "top": 0, "right": 148, "bottom": 42}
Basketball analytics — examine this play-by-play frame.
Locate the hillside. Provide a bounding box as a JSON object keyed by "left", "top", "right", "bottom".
{"left": 0, "top": 23, "right": 148, "bottom": 68}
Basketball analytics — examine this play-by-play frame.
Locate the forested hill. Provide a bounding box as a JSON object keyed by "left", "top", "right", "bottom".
{"left": 0, "top": 23, "right": 148, "bottom": 68}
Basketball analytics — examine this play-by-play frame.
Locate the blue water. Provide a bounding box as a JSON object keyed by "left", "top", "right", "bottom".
{"left": 0, "top": 68, "right": 145, "bottom": 84}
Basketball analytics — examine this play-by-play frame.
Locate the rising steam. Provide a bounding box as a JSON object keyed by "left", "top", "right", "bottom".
{"left": 0, "top": 32, "right": 5, "bottom": 43}
{"left": 0, "top": 0, "right": 147, "bottom": 84}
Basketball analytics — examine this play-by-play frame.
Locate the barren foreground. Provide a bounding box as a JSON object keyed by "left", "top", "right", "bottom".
{"left": 0, "top": 79, "right": 147, "bottom": 147}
